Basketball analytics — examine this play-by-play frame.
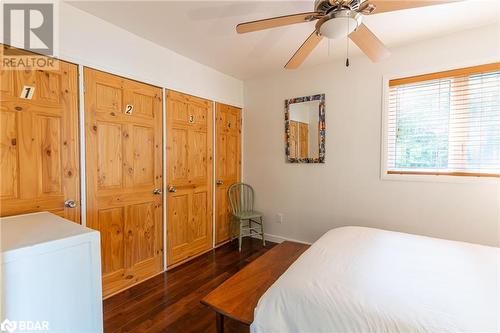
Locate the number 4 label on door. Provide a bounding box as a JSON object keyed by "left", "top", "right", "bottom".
{"left": 125, "top": 104, "right": 134, "bottom": 115}
{"left": 20, "top": 86, "right": 35, "bottom": 100}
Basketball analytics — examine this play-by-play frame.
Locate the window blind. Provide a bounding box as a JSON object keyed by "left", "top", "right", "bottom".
{"left": 386, "top": 63, "right": 500, "bottom": 177}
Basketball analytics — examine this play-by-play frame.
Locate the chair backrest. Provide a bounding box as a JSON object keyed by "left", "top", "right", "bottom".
{"left": 227, "top": 183, "right": 254, "bottom": 215}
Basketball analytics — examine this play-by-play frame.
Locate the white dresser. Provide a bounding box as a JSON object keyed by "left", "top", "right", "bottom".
{"left": 1, "top": 212, "right": 103, "bottom": 332}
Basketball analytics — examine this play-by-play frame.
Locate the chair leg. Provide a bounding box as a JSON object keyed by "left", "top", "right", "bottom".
{"left": 238, "top": 219, "right": 243, "bottom": 252}
{"left": 260, "top": 216, "right": 266, "bottom": 246}
{"left": 231, "top": 217, "right": 237, "bottom": 242}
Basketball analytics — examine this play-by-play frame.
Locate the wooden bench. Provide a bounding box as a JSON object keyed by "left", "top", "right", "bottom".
{"left": 201, "top": 241, "right": 310, "bottom": 333}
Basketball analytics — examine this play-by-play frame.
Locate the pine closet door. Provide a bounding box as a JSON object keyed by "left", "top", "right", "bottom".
{"left": 0, "top": 51, "right": 80, "bottom": 222}
{"left": 289, "top": 120, "right": 299, "bottom": 159}
{"left": 299, "top": 122, "right": 308, "bottom": 158}
{"left": 215, "top": 103, "right": 241, "bottom": 245}
{"left": 166, "top": 90, "right": 213, "bottom": 267}
{"left": 84, "top": 68, "right": 163, "bottom": 298}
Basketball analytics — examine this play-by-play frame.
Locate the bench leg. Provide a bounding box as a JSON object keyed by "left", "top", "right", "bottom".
{"left": 216, "top": 313, "right": 224, "bottom": 333}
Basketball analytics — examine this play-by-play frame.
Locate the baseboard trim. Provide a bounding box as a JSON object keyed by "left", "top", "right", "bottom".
{"left": 253, "top": 233, "right": 312, "bottom": 245}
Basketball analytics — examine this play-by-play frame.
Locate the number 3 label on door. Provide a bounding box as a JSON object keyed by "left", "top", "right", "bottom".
{"left": 20, "top": 86, "right": 35, "bottom": 100}
{"left": 125, "top": 104, "right": 134, "bottom": 115}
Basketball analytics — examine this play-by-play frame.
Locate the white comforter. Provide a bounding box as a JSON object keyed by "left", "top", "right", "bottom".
{"left": 251, "top": 227, "right": 500, "bottom": 333}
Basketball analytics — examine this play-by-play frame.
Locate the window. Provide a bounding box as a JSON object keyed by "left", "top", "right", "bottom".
{"left": 385, "top": 63, "right": 500, "bottom": 177}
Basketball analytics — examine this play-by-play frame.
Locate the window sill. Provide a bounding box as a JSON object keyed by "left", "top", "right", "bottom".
{"left": 387, "top": 171, "right": 500, "bottom": 178}
{"left": 381, "top": 171, "right": 500, "bottom": 184}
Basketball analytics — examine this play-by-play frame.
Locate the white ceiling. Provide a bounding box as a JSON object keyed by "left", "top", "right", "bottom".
{"left": 68, "top": 0, "right": 500, "bottom": 80}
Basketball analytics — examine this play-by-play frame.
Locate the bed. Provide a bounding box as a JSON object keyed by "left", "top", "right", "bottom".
{"left": 251, "top": 226, "right": 499, "bottom": 333}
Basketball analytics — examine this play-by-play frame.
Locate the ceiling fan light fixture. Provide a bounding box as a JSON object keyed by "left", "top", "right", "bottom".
{"left": 318, "top": 10, "right": 362, "bottom": 39}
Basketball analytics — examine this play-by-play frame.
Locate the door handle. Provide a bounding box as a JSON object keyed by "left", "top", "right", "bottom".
{"left": 168, "top": 186, "right": 177, "bottom": 193}
{"left": 216, "top": 180, "right": 224, "bottom": 185}
{"left": 64, "top": 200, "right": 77, "bottom": 208}
{"left": 153, "top": 188, "right": 162, "bottom": 195}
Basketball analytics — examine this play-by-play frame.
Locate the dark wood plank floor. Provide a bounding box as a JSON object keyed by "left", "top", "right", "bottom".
{"left": 104, "top": 238, "right": 276, "bottom": 333}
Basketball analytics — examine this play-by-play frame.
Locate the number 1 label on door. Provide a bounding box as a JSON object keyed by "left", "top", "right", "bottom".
{"left": 20, "top": 85, "right": 35, "bottom": 100}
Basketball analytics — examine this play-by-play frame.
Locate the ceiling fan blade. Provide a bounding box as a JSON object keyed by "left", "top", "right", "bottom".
{"left": 361, "top": 0, "right": 462, "bottom": 14}
{"left": 236, "top": 12, "right": 319, "bottom": 34}
{"left": 349, "top": 24, "right": 390, "bottom": 62}
{"left": 285, "top": 31, "right": 323, "bottom": 69}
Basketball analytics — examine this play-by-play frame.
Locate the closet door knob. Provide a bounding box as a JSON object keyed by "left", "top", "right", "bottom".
{"left": 153, "top": 188, "right": 162, "bottom": 195}
{"left": 64, "top": 200, "right": 77, "bottom": 208}
{"left": 168, "top": 186, "right": 177, "bottom": 193}
{"left": 216, "top": 180, "right": 224, "bottom": 185}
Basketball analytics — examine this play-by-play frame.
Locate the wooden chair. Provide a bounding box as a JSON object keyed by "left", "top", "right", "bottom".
{"left": 227, "top": 183, "right": 265, "bottom": 252}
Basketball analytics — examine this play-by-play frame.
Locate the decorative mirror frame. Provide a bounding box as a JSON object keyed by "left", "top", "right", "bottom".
{"left": 285, "top": 93, "right": 326, "bottom": 163}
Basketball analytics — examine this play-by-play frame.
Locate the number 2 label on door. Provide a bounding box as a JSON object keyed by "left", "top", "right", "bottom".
{"left": 20, "top": 86, "right": 35, "bottom": 100}
{"left": 125, "top": 104, "right": 134, "bottom": 115}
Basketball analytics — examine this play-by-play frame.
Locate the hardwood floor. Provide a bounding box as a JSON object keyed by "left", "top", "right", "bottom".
{"left": 103, "top": 238, "right": 276, "bottom": 333}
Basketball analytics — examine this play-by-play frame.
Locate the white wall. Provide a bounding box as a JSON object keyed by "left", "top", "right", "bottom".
{"left": 243, "top": 24, "right": 500, "bottom": 247}
{"left": 1, "top": 2, "right": 243, "bottom": 106}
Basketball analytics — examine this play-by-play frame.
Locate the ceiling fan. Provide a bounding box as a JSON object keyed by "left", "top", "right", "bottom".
{"left": 236, "top": 0, "right": 459, "bottom": 69}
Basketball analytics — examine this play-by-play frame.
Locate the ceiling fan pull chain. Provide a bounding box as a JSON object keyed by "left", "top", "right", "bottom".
{"left": 346, "top": 16, "right": 350, "bottom": 67}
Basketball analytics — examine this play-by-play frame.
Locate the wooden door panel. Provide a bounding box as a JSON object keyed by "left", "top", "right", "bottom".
{"left": 0, "top": 111, "right": 18, "bottom": 199}
{"left": 35, "top": 70, "right": 60, "bottom": 103}
{"left": 189, "top": 130, "right": 208, "bottom": 181}
{"left": 95, "top": 81, "right": 122, "bottom": 115}
{"left": 215, "top": 185, "right": 231, "bottom": 243}
{"left": 217, "top": 133, "right": 227, "bottom": 178}
{"left": 166, "top": 91, "right": 213, "bottom": 266}
{"left": 37, "top": 115, "right": 63, "bottom": 195}
{"left": 99, "top": 207, "right": 125, "bottom": 275}
{"left": 0, "top": 69, "right": 14, "bottom": 95}
{"left": 189, "top": 104, "right": 207, "bottom": 125}
{"left": 299, "top": 122, "right": 308, "bottom": 158}
{"left": 124, "top": 80, "right": 158, "bottom": 119}
{"left": 226, "top": 134, "right": 239, "bottom": 179}
{"left": 132, "top": 92, "right": 155, "bottom": 118}
{"left": 189, "top": 191, "right": 211, "bottom": 255}
{"left": 97, "top": 122, "right": 123, "bottom": 189}
{"left": 289, "top": 121, "right": 298, "bottom": 159}
{"left": 18, "top": 110, "right": 38, "bottom": 199}
{"left": 0, "top": 55, "right": 80, "bottom": 222}
{"left": 215, "top": 103, "right": 241, "bottom": 244}
{"left": 126, "top": 202, "right": 156, "bottom": 265}
{"left": 225, "top": 112, "right": 238, "bottom": 132}
{"left": 15, "top": 70, "right": 63, "bottom": 107}
{"left": 168, "top": 127, "right": 189, "bottom": 183}
{"left": 85, "top": 67, "right": 163, "bottom": 298}
{"left": 170, "top": 99, "right": 189, "bottom": 124}
{"left": 167, "top": 190, "right": 190, "bottom": 264}
{"left": 132, "top": 125, "right": 155, "bottom": 185}
{"left": 191, "top": 190, "right": 208, "bottom": 242}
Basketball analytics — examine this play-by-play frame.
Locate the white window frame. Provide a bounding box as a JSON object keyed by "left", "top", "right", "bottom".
{"left": 380, "top": 60, "right": 500, "bottom": 184}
